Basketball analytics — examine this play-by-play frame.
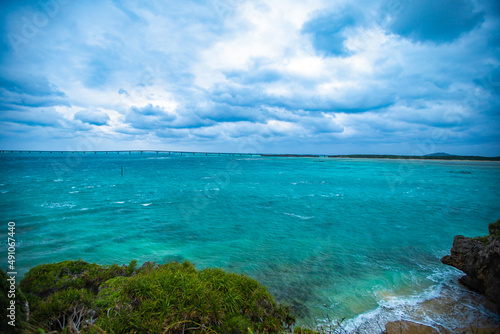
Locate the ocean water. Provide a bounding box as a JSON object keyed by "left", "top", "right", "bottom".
{"left": 1, "top": 152, "right": 499, "bottom": 331}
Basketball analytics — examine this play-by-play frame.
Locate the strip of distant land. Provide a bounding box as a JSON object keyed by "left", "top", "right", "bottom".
{"left": 1, "top": 150, "right": 499, "bottom": 161}
{"left": 262, "top": 154, "right": 500, "bottom": 161}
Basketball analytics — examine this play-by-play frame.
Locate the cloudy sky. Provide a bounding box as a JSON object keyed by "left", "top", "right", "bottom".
{"left": 1, "top": 0, "right": 499, "bottom": 155}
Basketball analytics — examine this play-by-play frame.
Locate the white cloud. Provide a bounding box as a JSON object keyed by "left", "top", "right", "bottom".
{"left": 0, "top": 0, "right": 499, "bottom": 155}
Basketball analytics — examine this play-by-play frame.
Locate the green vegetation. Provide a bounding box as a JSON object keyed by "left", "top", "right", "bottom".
{"left": 474, "top": 219, "right": 500, "bottom": 245}
{"left": 488, "top": 219, "right": 500, "bottom": 238}
{"left": 4, "top": 260, "right": 296, "bottom": 333}
{"left": 294, "top": 327, "right": 320, "bottom": 333}
{"left": 258, "top": 154, "right": 500, "bottom": 161}
{"left": 1, "top": 270, "right": 27, "bottom": 333}
{"left": 328, "top": 154, "right": 500, "bottom": 161}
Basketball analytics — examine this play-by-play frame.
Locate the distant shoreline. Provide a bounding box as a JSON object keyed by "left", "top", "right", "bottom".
{"left": 326, "top": 154, "right": 500, "bottom": 161}
{"left": 1, "top": 150, "right": 500, "bottom": 161}
{"left": 255, "top": 154, "right": 500, "bottom": 161}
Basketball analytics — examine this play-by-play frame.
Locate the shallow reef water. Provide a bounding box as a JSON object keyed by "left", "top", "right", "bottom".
{"left": 1, "top": 152, "right": 499, "bottom": 329}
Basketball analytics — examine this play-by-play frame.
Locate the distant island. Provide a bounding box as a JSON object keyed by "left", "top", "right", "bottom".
{"left": 424, "top": 152, "right": 453, "bottom": 157}
{"left": 2, "top": 150, "right": 499, "bottom": 161}
{"left": 328, "top": 154, "right": 500, "bottom": 161}
{"left": 263, "top": 153, "right": 500, "bottom": 161}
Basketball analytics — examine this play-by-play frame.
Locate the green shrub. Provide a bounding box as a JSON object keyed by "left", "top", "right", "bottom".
{"left": 19, "top": 260, "right": 295, "bottom": 333}
{"left": 1, "top": 270, "right": 27, "bottom": 332}
{"left": 488, "top": 219, "right": 500, "bottom": 237}
{"left": 94, "top": 261, "right": 294, "bottom": 333}
{"left": 294, "top": 327, "right": 321, "bottom": 334}
{"left": 20, "top": 260, "right": 138, "bottom": 298}
{"left": 29, "top": 288, "right": 95, "bottom": 332}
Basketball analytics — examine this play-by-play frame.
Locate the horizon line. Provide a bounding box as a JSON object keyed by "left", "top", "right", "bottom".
{"left": 1, "top": 150, "right": 499, "bottom": 160}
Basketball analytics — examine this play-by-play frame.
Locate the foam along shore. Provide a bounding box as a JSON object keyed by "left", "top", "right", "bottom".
{"left": 2, "top": 252, "right": 500, "bottom": 333}
{"left": 339, "top": 219, "right": 500, "bottom": 334}
{"left": 340, "top": 273, "right": 500, "bottom": 334}
{"left": 441, "top": 219, "right": 500, "bottom": 312}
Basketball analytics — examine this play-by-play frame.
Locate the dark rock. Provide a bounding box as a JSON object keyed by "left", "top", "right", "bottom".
{"left": 441, "top": 224, "right": 500, "bottom": 312}
{"left": 384, "top": 320, "right": 444, "bottom": 334}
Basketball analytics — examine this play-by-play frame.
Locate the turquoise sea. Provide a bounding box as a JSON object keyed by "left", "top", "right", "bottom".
{"left": 1, "top": 152, "right": 499, "bottom": 331}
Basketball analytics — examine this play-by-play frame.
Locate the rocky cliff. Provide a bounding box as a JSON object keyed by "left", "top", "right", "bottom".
{"left": 441, "top": 219, "right": 500, "bottom": 312}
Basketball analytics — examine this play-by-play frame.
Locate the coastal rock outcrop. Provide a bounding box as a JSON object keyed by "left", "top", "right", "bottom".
{"left": 441, "top": 219, "right": 500, "bottom": 312}
{"left": 383, "top": 320, "right": 442, "bottom": 334}
{"left": 384, "top": 321, "right": 500, "bottom": 334}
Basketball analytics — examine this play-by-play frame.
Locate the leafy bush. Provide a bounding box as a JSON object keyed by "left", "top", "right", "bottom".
{"left": 29, "top": 288, "right": 95, "bottom": 332}
{"left": 1, "top": 270, "right": 27, "bottom": 332}
{"left": 18, "top": 260, "right": 295, "bottom": 333}
{"left": 488, "top": 219, "right": 500, "bottom": 237}
{"left": 94, "top": 261, "right": 294, "bottom": 333}
{"left": 294, "top": 327, "right": 320, "bottom": 333}
{"left": 20, "top": 260, "right": 136, "bottom": 297}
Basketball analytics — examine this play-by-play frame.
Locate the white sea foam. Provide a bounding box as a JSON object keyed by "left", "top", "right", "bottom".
{"left": 338, "top": 286, "right": 445, "bottom": 333}
{"left": 333, "top": 270, "right": 500, "bottom": 334}
{"left": 284, "top": 213, "right": 314, "bottom": 220}
{"left": 42, "top": 202, "right": 76, "bottom": 209}
{"left": 114, "top": 201, "right": 125, "bottom": 204}
{"left": 142, "top": 203, "right": 152, "bottom": 207}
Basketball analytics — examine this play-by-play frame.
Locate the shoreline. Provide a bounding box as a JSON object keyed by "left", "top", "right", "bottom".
{"left": 338, "top": 276, "right": 500, "bottom": 333}
{"left": 1, "top": 151, "right": 500, "bottom": 161}
{"left": 5, "top": 259, "right": 499, "bottom": 333}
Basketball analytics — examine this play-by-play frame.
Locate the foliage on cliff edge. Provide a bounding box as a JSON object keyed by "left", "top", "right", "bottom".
{"left": 5, "top": 260, "right": 295, "bottom": 333}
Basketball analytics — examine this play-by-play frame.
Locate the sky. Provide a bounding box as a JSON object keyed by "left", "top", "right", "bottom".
{"left": 0, "top": 0, "right": 499, "bottom": 155}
